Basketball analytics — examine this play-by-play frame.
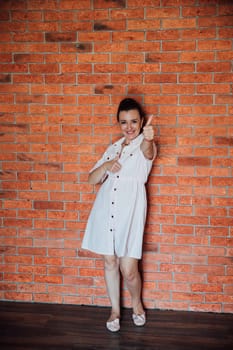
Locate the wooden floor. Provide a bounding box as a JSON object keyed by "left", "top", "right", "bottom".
{"left": 0, "top": 301, "right": 233, "bottom": 350}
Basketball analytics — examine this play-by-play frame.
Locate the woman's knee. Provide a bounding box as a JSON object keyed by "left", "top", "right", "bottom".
{"left": 120, "top": 261, "right": 138, "bottom": 282}
{"left": 104, "top": 255, "right": 119, "bottom": 271}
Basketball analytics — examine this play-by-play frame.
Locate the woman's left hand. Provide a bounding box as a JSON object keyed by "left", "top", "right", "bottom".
{"left": 143, "top": 115, "right": 154, "bottom": 141}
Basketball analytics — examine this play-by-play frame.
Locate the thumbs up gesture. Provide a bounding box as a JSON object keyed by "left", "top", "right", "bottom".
{"left": 105, "top": 155, "right": 121, "bottom": 173}
{"left": 143, "top": 115, "right": 154, "bottom": 142}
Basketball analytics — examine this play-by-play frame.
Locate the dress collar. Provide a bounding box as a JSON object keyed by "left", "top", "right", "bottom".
{"left": 115, "top": 133, "right": 143, "bottom": 147}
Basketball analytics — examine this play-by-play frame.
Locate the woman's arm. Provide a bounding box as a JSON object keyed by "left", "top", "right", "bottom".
{"left": 140, "top": 115, "right": 157, "bottom": 160}
{"left": 141, "top": 139, "right": 157, "bottom": 160}
{"left": 88, "top": 156, "right": 121, "bottom": 185}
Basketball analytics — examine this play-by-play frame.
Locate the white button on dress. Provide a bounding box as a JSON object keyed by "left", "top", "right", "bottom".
{"left": 82, "top": 133, "right": 154, "bottom": 259}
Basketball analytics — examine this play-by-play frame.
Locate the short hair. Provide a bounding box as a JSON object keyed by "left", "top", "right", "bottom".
{"left": 116, "top": 98, "right": 145, "bottom": 122}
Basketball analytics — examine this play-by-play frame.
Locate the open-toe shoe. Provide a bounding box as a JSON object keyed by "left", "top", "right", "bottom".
{"left": 132, "top": 313, "right": 146, "bottom": 326}
{"left": 106, "top": 318, "right": 120, "bottom": 332}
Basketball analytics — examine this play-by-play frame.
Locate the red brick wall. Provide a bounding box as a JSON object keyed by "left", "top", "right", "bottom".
{"left": 0, "top": 0, "right": 232, "bottom": 313}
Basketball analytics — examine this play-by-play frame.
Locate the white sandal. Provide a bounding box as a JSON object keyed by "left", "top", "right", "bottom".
{"left": 106, "top": 318, "right": 120, "bottom": 332}
{"left": 132, "top": 313, "right": 146, "bottom": 326}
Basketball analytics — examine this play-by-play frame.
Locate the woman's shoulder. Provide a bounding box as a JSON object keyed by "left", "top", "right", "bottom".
{"left": 103, "top": 136, "right": 124, "bottom": 155}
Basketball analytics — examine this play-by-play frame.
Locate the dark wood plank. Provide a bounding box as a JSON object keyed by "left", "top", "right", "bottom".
{"left": 0, "top": 301, "right": 233, "bottom": 350}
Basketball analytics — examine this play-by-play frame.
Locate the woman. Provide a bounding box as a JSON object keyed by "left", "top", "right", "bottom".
{"left": 82, "top": 98, "right": 157, "bottom": 332}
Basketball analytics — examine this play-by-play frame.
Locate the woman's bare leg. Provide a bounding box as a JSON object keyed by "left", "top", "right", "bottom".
{"left": 120, "top": 257, "right": 144, "bottom": 315}
{"left": 103, "top": 255, "right": 120, "bottom": 321}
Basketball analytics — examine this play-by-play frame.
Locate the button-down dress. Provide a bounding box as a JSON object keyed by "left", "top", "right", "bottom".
{"left": 81, "top": 133, "right": 154, "bottom": 259}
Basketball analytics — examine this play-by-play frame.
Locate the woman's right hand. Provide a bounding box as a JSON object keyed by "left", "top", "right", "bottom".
{"left": 104, "top": 156, "right": 121, "bottom": 173}
{"left": 88, "top": 156, "right": 121, "bottom": 184}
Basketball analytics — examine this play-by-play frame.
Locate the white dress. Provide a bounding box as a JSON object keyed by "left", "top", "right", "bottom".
{"left": 81, "top": 133, "right": 154, "bottom": 259}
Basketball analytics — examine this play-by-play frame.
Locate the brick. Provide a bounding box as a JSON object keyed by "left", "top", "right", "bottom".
{"left": 156, "top": 301, "right": 189, "bottom": 311}
{"left": 43, "top": 10, "right": 73, "bottom": 22}
{"left": 0, "top": 63, "right": 28, "bottom": 73}
{"left": 128, "top": 63, "right": 160, "bottom": 73}
{"left": 148, "top": 7, "right": 180, "bottom": 18}
{"left": 178, "top": 157, "right": 210, "bottom": 167}
{"left": 162, "top": 40, "right": 196, "bottom": 52}
{"left": 30, "top": 63, "right": 59, "bottom": 74}
{"left": 28, "top": 43, "right": 59, "bottom": 53}
{"left": 163, "top": 18, "right": 196, "bottom": 29}
{"left": 111, "top": 8, "right": 144, "bottom": 19}
{"left": 214, "top": 73, "right": 233, "bottom": 83}
{"left": 180, "top": 95, "right": 213, "bottom": 105}
{"left": 13, "top": 33, "right": 44, "bottom": 42}
{"left": 198, "top": 39, "right": 232, "bottom": 51}
{"left": 94, "top": 63, "right": 126, "bottom": 73}
{"left": 45, "top": 32, "right": 77, "bottom": 42}
{"left": 128, "top": 0, "right": 160, "bottom": 6}
{"left": 128, "top": 84, "right": 160, "bottom": 95}
{"left": 13, "top": 74, "right": 44, "bottom": 83}
{"left": 0, "top": 74, "right": 11, "bottom": 83}
{"left": 12, "top": 10, "right": 42, "bottom": 21}
{"left": 77, "top": 9, "right": 108, "bottom": 21}
{"left": 94, "top": 20, "right": 126, "bottom": 31}
{"left": 0, "top": 54, "right": 12, "bottom": 62}
{"left": 27, "top": 0, "right": 57, "bottom": 10}
{"left": 34, "top": 201, "right": 64, "bottom": 210}
{"left": 145, "top": 74, "right": 177, "bottom": 83}
{"left": 198, "top": 16, "right": 233, "bottom": 28}
{"left": 179, "top": 73, "right": 212, "bottom": 83}
{"left": 4, "top": 292, "right": 33, "bottom": 302}
{"left": 78, "top": 53, "right": 109, "bottom": 63}
{"left": 0, "top": 33, "right": 18, "bottom": 43}
{"left": 217, "top": 51, "right": 233, "bottom": 61}
{"left": 146, "top": 52, "right": 179, "bottom": 63}
{"left": 0, "top": 283, "right": 17, "bottom": 291}
{"left": 180, "top": 51, "right": 214, "bottom": 62}
{"left": 0, "top": 11, "right": 10, "bottom": 20}
{"left": 183, "top": 6, "right": 217, "bottom": 17}
{"left": 28, "top": 19, "right": 59, "bottom": 31}
{"left": 60, "top": 0, "right": 91, "bottom": 10}
{"left": 79, "top": 32, "right": 111, "bottom": 42}
{"left": 197, "top": 62, "right": 231, "bottom": 72}
{"left": 111, "top": 74, "right": 142, "bottom": 84}
{"left": 14, "top": 53, "right": 44, "bottom": 63}
{"left": 147, "top": 29, "right": 179, "bottom": 41}
{"left": 128, "top": 42, "right": 160, "bottom": 52}
{"left": 219, "top": 28, "right": 233, "bottom": 38}
{"left": 194, "top": 147, "right": 228, "bottom": 157}
{"left": 128, "top": 19, "right": 160, "bottom": 30}
{"left": 215, "top": 95, "right": 233, "bottom": 105}
{"left": 0, "top": 94, "right": 14, "bottom": 103}
{"left": 189, "top": 304, "right": 221, "bottom": 313}
{"left": 174, "top": 273, "right": 205, "bottom": 284}
{"left": 95, "top": 41, "right": 126, "bottom": 54}
{"left": 61, "top": 63, "right": 92, "bottom": 74}
{"left": 197, "top": 83, "right": 231, "bottom": 94}
{"left": 162, "top": 63, "right": 194, "bottom": 72}
{"left": 4, "top": 273, "right": 33, "bottom": 283}
{"left": 17, "top": 283, "right": 47, "bottom": 293}
{"left": 33, "top": 294, "right": 62, "bottom": 303}
{"left": 193, "top": 106, "right": 226, "bottom": 115}
{"left": 0, "top": 43, "right": 28, "bottom": 53}
{"left": 0, "top": 22, "right": 27, "bottom": 32}
{"left": 162, "top": 84, "right": 194, "bottom": 94}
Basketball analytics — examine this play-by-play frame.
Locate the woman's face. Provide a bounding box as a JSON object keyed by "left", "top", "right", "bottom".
{"left": 118, "top": 109, "right": 143, "bottom": 143}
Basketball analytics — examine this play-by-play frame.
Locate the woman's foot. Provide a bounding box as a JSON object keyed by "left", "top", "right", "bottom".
{"left": 132, "top": 302, "right": 146, "bottom": 326}
{"left": 132, "top": 312, "right": 146, "bottom": 326}
{"left": 106, "top": 312, "right": 120, "bottom": 332}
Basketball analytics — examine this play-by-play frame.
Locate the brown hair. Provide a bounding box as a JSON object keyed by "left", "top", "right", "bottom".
{"left": 116, "top": 98, "right": 145, "bottom": 129}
